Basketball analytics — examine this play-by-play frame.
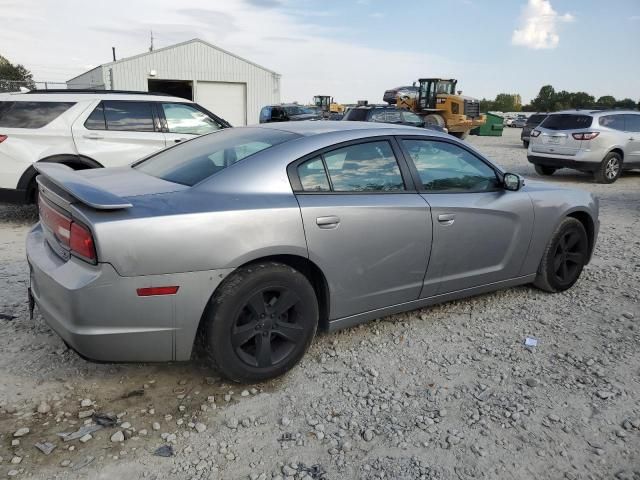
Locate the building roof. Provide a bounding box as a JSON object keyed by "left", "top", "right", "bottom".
{"left": 67, "top": 38, "right": 280, "bottom": 82}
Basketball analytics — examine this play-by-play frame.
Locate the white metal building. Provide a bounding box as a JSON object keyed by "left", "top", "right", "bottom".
{"left": 66, "top": 39, "right": 281, "bottom": 126}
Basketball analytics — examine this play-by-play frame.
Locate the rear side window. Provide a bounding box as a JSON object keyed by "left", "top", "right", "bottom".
{"left": 625, "top": 114, "right": 640, "bottom": 133}
{"left": 298, "top": 157, "right": 330, "bottom": 192}
{"left": 599, "top": 115, "right": 625, "bottom": 131}
{"left": 103, "top": 101, "right": 155, "bottom": 132}
{"left": 84, "top": 103, "right": 106, "bottom": 130}
{"left": 540, "top": 114, "right": 592, "bottom": 130}
{"left": 323, "top": 141, "right": 405, "bottom": 192}
{"left": 134, "top": 127, "right": 298, "bottom": 186}
{"left": 0, "top": 101, "right": 75, "bottom": 128}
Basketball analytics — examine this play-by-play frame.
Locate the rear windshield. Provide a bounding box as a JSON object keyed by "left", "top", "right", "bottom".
{"left": 343, "top": 109, "right": 368, "bottom": 121}
{"left": 134, "top": 127, "right": 299, "bottom": 186}
{"left": 526, "top": 114, "right": 547, "bottom": 126}
{"left": 540, "top": 114, "right": 592, "bottom": 130}
{"left": 0, "top": 101, "right": 75, "bottom": 128}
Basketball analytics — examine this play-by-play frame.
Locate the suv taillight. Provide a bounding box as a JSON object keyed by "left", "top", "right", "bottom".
{"left": 39, "top": 197, "right": 96, "bottom": 263}
{"left": 572, "top": 132, "right": 599, "bottom": 140}
{"left": 0, "top": 135, "right": 7, "bottom": 143}
{"left": 530, "top": 130, "right": 541, "bottom": 137}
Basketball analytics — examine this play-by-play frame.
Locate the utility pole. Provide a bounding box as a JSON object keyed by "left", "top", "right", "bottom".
{"left": 149, "top": 30, "right": 154, "bottom": 52}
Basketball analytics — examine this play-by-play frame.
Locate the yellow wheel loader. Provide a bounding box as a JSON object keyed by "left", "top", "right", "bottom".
{"left": 313, "top": 95, "right": 345, "bottom": 118}
{"left": 385, "top": 79, "right": 485, "bottom": 139}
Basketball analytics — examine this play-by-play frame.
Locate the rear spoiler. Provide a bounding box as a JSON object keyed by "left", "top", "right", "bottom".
{"left": 34, "top": 163, "right": 132, "bottom": 210}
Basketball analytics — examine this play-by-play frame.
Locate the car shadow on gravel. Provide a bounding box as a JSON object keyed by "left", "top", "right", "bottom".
{"left": 0, "top": 203, "right": 37, "bottom": 225}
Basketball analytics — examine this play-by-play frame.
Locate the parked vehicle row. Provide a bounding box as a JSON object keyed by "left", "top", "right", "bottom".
{"left": 341, "top": 104, "right": 447, "bottom": 132}
{"left": 27, "top": 121, "right": 599, "bottom": 382}
{"left": 0, "top": 90, "right": 230, "bottom": 204}
{"left": 521, "top": 113, "right": 548, "bottom": 148}
{"left": 527, "top": 109, "right": 640, "bottom": 183}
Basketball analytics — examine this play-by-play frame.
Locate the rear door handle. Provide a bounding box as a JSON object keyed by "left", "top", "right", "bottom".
{"left": 174, "top": 138, "right": 188, "bottom": 143}
{"left": 83, "top": 133, "right": 103, "bottom": 140}
{"left": 438, "top": 213, "right": 456, "bottom": 225}
{"left": 316, "top": 216, "right": 340, "bottom": 229}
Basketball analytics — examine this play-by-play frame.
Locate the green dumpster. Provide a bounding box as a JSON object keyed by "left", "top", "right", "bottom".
{"left": 470, "top": 113, "right": 504, "bottom": 136}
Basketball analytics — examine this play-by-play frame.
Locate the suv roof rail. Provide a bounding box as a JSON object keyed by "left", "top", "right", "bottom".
{"left": 25, "top": 89, "right": 174, "bottom": 96}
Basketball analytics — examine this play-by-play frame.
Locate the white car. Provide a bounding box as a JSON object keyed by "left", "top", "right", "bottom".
{"left": 0, "top": 90, "right": 230, "bottom": 203}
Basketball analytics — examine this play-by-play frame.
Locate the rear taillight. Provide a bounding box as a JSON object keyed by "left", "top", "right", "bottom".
{"left": 530, "top": 130, "right": 541, "bottom": 137}
{"left": 39, "top": 197, "right": 96, "bottom": 263}
{"left": 572, "top": 132, "right": 599, "bottom": 140}
{"left": 0, "top": 135, "right": 7, "bottom": 143}
{"left": 70, "top": 222, "right": 96, "bottom": 261}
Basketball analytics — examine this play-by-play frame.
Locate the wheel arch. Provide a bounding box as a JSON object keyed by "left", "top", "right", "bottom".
{"left": 565, "top": 209, "right": 596, "bottom": 262}
{"left": 192, "top": 254, "right": 331, "bottom": 358}
{"left": 17, "top": 154, "right": 103, "bottom": 202}
{"left": 607, "top": 147, "right": 624, "bottom": 161}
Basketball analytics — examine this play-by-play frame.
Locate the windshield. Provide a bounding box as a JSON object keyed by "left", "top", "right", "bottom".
{"left": 540, "top": 114, "right": 593, "bottom": 131}
{"left": 284, "top": 105, "right": 315, "bottom": 116}
{"left": 134, "top": 127, "right": 299, "bottom": 186}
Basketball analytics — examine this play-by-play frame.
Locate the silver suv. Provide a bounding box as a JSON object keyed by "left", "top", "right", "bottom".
{"left": 527, "top": 110, "right": 640, "bottom": 183}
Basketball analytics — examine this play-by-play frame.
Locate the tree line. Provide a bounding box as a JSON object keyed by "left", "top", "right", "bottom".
{"left": 480, "top": 85, "right": 639, "bottom": 113}
{"left": 0, "top": 55, "right": 36, "bottom": 92}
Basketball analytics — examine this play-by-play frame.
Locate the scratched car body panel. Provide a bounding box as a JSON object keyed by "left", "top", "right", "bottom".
{"left": 26, "top": 121, "right": 599, "bottom": 381}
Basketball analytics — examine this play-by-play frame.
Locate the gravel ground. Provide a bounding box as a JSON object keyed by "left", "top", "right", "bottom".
{"left": 0, "top": 127, "right": 639, "bottom": 480}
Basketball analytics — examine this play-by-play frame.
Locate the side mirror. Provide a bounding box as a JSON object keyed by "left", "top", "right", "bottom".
{"left": 503, "top": 173, "right": 524, "bottom": 191}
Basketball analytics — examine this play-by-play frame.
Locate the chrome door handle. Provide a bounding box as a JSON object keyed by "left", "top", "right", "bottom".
{"left": 316, "top": 216, "right": 340, "bottom": 229}
{"left": 83, "top": 133, "right": 103, "bottom": 140}
{"left": 438, "top": 214, "right": 455, "bottom": 225}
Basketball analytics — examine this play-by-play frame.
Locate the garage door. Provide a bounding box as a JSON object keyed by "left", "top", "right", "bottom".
{"left": 196, "top": 81, "right": 247, "bottom": 126}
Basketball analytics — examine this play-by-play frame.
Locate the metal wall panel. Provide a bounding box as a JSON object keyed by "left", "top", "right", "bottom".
{"left": 90, "top": 40, "right": 280, "bottom": 124}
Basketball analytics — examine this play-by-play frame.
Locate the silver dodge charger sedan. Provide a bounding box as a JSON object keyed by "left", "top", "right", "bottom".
{"left": 27, "top": 122, "right": 599, "bottom": 382}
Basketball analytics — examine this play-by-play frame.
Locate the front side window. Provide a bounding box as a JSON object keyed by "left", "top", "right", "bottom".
{"left": 402, "top": 139, "right": 499, "bottom": 193}
{"left": 298, "top": 157, "right": 330, "bottom": 192}
{"left": 162, "top": 103, "right": 222, "bottom": 135}
{"left": 103, "top": 101, "right": 155, "bottom": 132}
{"left": 134, "top": 127, "right": 298, "bottom": 186}
{"left": 323, "top": 141, "right": 405, "bottom": 192}
{"left": 0, "top": 101, "right": 75, "bottom": 128}
{"left": 624, "top": 114, "right": 640, "bottom": 133}
{"left": 599, "top": 115, "right": 625, "bottom": 131}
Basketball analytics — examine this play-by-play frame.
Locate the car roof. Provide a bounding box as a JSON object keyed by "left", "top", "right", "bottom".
{"left": 0, "top": 91, "right": 193, "bottom": 103}
{"left": 549, "top": 109, "right": 639, "bottom": 116}
{"left": 254, "top": 120, "right": 443, "bottom": 137}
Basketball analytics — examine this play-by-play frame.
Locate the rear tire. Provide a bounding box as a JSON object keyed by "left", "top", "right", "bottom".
{"left": 534, "top": 165, "right": 556, "bottom": 176}
{"left": 594, "top": 151, "right": 622, "bottom": 184}
{"left": 534, "top": 218, "right": 589, "bottom": 293}
{"left": 203, "top": 262, "right": 318, "bottom": 383}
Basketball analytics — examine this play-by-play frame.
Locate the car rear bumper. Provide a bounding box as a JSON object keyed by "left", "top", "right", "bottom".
{"left": 527, "top": 154, "right": 601, "bottom": 172}
{"left": 26, "top": 223, "right": 231, "bottom": 363}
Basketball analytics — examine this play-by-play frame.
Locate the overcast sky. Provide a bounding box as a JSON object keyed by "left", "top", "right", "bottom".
{"left": 1, "top": 0, "right": 639, "bottom": 104}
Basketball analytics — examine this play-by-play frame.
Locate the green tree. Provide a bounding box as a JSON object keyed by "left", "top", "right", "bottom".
{"left": 479, "top": 98, "right": 494, "bottom": 113}
{"left": 531, "top": 85, "right": 556, "bottom": 112}
{"left": 0, "top": 55, "right": 35, "bottom": 92}
{"left": 614, "top": 98, "right": 637, "bottom": 109}
{"left": 492, "top": 93, "right": 519, "bottom": 112}
{"left": 569, "top": 92, "right": 595, "bottom": 109}
{"left": 552, "top": 90, "right": 572, "bottom": 111}
{"left": 596, "top": 96, "right": 616, "bottom": 108}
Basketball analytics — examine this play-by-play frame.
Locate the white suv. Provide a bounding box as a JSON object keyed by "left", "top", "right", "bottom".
{"left": 0, "top": 90, "right": 230, "bottom": 203}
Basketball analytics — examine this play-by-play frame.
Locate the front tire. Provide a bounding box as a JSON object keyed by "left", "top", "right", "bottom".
{"left": 594, "top": 151, "right": 622, "bottom": 184}
{"left": 534, "top": 218, "right": 589, "bottom": 293}
{"left": 204, "top": 262, "right": 318, "bottom": 383}
{"left": 534, "top": 164, "right": 556, "bottom": 176}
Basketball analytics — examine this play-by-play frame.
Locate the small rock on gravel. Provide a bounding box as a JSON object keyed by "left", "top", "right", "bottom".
{"left": 13, "top": 427, "right": 29, "bottom": 437}
{"left": 526, "top": 378, "right": 539, "bottom": 387}
{"left": 195, "top": 422, "right": 207, "bottom": 433}
{"left": 110, "top": 431, "right": 125, "bottom": 443}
